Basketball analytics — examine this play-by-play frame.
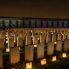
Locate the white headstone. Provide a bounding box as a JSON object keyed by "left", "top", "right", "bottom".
{"left": 40, "top": 34, "right": 42, "bottom": 43}
{"left": 51, "top": 33, "right": 54, "bottom": 42}
{"left": 47, "top": 42, "right": 54, "bottom": 55}
{"left": 32, "top": 35, "right": 34, "bottom": 45}
{"left": 25, "top": 35, "right": 31, "bottom": 45}
{"left": 58, "top": 34, "right": 61, "bottom": 40}
{"left": 37, "top": 43, "right": 44, "bottom": 59}
{"left": 14, "top": 34, "right": 16, "bottom": 43}
{"left": 46, "top": 33, "right": 48, "bottom": 43}
{"left": 34, "top": 35, "right": 39, "bottom": 45}
{"left": 10, "top": 48, "right": 20, "bottom": 64}
{"left": 48, "top": 33, "right": 51, "bottom": 42}
{"left": 56, "top": 40, "right": 62, "bottom": 52}
{"left": 25, "top": 45, "right": 34, "bottom": 61}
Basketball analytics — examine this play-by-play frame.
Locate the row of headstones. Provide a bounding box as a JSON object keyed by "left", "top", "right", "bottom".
{"left": 6, "top": 31, "right": 69, "bottom": 47}
{"left": 25, "top": 39, "right": 69, "bottom": 61}
{"left": 0, "top": 39, "right": 69, "bottom": 68}
{"left": 0, "top": 30, "right": 69, "bottom": 51}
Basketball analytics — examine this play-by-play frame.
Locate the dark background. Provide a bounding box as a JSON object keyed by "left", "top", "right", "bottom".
{"left": 0, "top": 0, "right": 69, "bottom": 19}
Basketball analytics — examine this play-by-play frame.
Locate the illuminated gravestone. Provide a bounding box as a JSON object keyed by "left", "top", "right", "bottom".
{"left": 53, "top": 33, "right": 56, "bottom": 42}
{"left": 0, "top": 38, "right": 4, "bottom": 49}
{"left": 64, "top": 33, "right": 66, "bottom": 40}
{"left": 40, "top": 34, "right": 42, "bottom": 43}
{"left": 30, "top": 30, "right": 33, "bottom": 36}
{"left": 9, "top": 37, "right": 14, "bottom": 48}
{"left": 62, "top": 33, "right": 67, "bottom": 41}
{"left": 10, "top": 48, "right": 20, "bottom": 64}
{"left": 1, "top": 31, "right": 6, "bottom": 41}
{"left": 0, "top": 33, "right": 1, "bottom": 38}
{"left": 67, "top": 32, "right": 69, "bottom": 39}
{"left": 25, "top": 45, "right": 34, "bottom": 61}
{"left": 46, "top": 33, "right": 48, "bottom": 43}
{"left": 51, "top": 32, "right": 54, "bottom": 42}
{"left": 18, "top": 37, "right": 23, "bottom": 47}
{"left": 46, "top": 32, "right": 51, "bottom": 43}
{"left": 8, "top": 31, "right": 14, "bottom": 37}
{"left": 14, "top": 33, "right": 16, "bottom": 43}
{"left": 31, "top": 35, "right": 34, "bottom": 45}
{"left": 56, "top": 40, "right": 62, "bottom": 52}
{"left": 34, "top": 35, "right": 40, "bottom": 47}
{"left": 41, "top": 34, "right": 46, "bottom": 44}
{"left": 62, "top": 34, "right": 64, "bottom": 41}
{"left": 57, "top": 33, "right": 62, "bottom": 41}
{"left": 64, "top": 39, "right": 69, "bottom": 52}
{"left": 0, "top": 50, "right": 3, "bottom": 68}
{"left": 18, "top": 32, "right": 25, "bottom": 47}
{"left": 47, "top": 42, "right": 54, "bottom": 55}
{"left": 37, "top": 43, "right": 44, "bottom": 59}
{"left": 25, "top": 35, "right": 28, "bottom": 45}
{"left": 27, "top": 36, "right": 31, "bottom": 45}
{"left": 48, "top": 33, "right": 51, "bottom": 42}
{"left": 5, "top": 32, "right": 10, "bottom": 52}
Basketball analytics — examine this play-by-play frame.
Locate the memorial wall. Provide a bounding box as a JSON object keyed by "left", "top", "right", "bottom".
{"left": 0, "top": 17, "right": 69, "bottom": 29}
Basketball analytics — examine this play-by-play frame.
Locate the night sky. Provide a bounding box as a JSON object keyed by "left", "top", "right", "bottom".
{"left": 0, "top": 0, "right": 69, "bottom": 19}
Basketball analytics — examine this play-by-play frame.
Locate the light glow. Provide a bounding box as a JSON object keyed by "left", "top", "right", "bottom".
{"left": 40, "top": 59, "right": 47, "bottom": 65}
{"left": 26, "top": 62, "right": 32, "bottom": 69}
{"left": 34, "top": 45, "right": 37, "bottom": 47}
{"left": 6, "top": 40, "right": 8, "bottom": 43}
{"left": 12, "top": 67, "right": 16, "bottom": 69}
{"left": 6, "top": 48, "right": 10, "bottom": 52}
{"left": 54, "top": 42, "right": 57, "bottom": 44}
{"left": 52, "top": 56, "right": 57, "bottom": 62}
{"left": 62, "top": 52, "right": 67, "bottom": 58}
